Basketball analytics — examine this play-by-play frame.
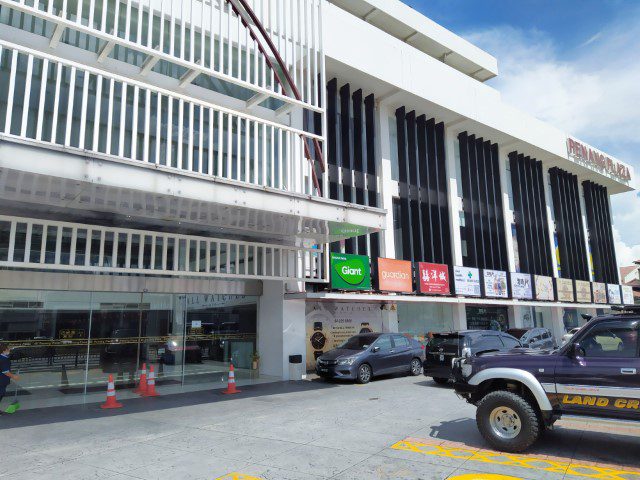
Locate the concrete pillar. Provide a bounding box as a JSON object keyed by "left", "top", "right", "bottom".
{"left": 452, "top": 303, "right": 467, "bottom": 330}
{"left": 543, "top": 170, "right": 560, "bottom": 278}
{"left": 377, "top": 102, "right": 396, "bottom": 258}
{"left": 499, "top": 151, "right": 516, "bottom": 273}
{"left": 445, "top": 128, "right": 464, "bottom": 266}
{"left": 381, "top": 304, "right": 398, "bottom": 332}
{"left": 258, "top": 280, "right": 306, "bottom": 380}
{"left": 549, "top": 306, "right": 565, "bottom": 341}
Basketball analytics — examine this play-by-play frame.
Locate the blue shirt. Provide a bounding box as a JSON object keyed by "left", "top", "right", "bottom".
{"left": 0, "top": 354, "right": 10, "bottom": 388}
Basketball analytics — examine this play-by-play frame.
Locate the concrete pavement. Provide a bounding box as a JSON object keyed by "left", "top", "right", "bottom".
{"left": 1, "top": 375, "right": 639, "bottom": 480}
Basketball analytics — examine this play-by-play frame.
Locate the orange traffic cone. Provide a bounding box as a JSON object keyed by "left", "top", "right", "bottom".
{"left": 145, "top": 365, "right": 159, "bottom": 397}
{"left": 222, "top": 363, "right": 241, "bottom": 395}
{"left": 134, "top": 363, "right": 148, "bottom": 396}
{"left": 101, "top": 374, "right": 123, "bottom": 409}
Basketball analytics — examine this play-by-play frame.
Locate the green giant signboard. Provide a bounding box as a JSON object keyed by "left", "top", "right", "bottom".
{"left": 330, "top": 253, "right": 371, "bottom": 291}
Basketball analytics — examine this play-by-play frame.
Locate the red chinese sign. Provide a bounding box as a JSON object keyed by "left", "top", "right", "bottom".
{"left": 417, "top": 262, "right": 450, "bottom": 295}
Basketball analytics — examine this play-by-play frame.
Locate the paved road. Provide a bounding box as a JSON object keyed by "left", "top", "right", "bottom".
{"left": 1, "top": 375, "right": 639, "bottom": 480}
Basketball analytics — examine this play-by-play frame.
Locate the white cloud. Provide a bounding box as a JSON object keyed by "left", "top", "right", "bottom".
{"left": 463, "top": 14, "right": 640, "bottom": 268}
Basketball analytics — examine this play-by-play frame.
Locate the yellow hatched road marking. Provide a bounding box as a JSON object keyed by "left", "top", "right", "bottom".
{"left": 391, "top": 440, "right": 640, "bottom": 480}
{"left": 215, "top": 474, "right": 263, "bottom": 480}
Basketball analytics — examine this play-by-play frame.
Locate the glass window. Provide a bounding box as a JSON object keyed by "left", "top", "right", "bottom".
{"left": 374, "top": 335, "right": 393, "bottom": 351}
{"left": 472, "top": 334, "right": 503, "bottom": 351}
{"left": 580, "top": 322, "right": 638, "bottom": 358}
{"left": 500, "top": 335, "right": 521, "bottom": 349}
{"left": 393, "top": 335, "right": 410, "bottom": 348}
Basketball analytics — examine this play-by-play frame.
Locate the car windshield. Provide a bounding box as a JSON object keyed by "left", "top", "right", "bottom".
{"left": 428, "top": 334, "right": 461, "bottom": 349}
{"left": 339, "top": 334, "right": 379, "bottom": 350}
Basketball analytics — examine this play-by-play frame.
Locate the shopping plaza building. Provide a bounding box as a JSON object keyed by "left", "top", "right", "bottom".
{"left": 0, "top": 0, "right": 635, "bottom": 407}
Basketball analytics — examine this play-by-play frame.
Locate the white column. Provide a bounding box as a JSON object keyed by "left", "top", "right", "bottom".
{"left": 578, "top": 183, "right": 593, "bottom": 281}
{"left": 445, "top": 129, "right": 463, "bottom": 266}
{"left": 377, "top": 102, "right": 395, "bottom": 258}
{"left": 451, "top": 303, "right": 467, "bottom": 330}
{"left": 381, "top": 304, "right": 398, "bottom": 332}
{"left": 543, "top": 169, "right": 559, "bottom": 278}
{"left": 549, "top": 306, "right": 565, "bottom": 340}
{"left": 499, "top": 151, "right": 516, "bottom": 273}
{"left": 258, "top": 280, "right": 306, "bottom": 380}
{"left": 607, "top": 194, "right": 621, "bottom": 283}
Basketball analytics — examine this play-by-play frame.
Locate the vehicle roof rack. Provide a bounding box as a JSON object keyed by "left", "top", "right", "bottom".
{"left": 610, "top": 305, "right": 640, "bottom": 313}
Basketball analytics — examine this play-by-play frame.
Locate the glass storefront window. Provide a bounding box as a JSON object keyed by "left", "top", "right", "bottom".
{"left": 466, "top": 306, "right": 509, "bottom": 331}
{"left": 0, "top": 289, "right": 259, "bottom": 409}
{"left": 396, "top": 303, "right": 455, "bottom": 343}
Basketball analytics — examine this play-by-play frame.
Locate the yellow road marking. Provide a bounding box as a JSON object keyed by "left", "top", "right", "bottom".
{"left": 215, "top": 474, "right": 263, "bottom": 480}
{"left": 449, "top": 474, "right": 523, "bottom": 480}
{"left": 391, "top": 440, "right": 640, "bottom": 480}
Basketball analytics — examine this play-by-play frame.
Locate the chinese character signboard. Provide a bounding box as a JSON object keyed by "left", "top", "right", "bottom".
{"left": 483, "top": 269, "right": 509, "bottom": 298}
{"left": 534, "top": 275, "right": 555, "bottom": 301}
{"left": 453, "top": 266, "right": 481, "bottom": 297}
{"left": 607, "top": 284, "right": 622, "bottom": 304}
{"left": 330, "top": 253, "right": 371, "bottom": 291}
{"left": 622, "top": 285, "right": 634, "bottom": 305}
{"left": 511, "top": 273, "right": 533, "bottom": 300}
{"left": 376, "top": 258, "right": 413, "bottom": 293}
{"left": 556, "top": 278, "right": 575, "bottom": 302}
{"left": 575, "top": 280, "right": 592, "bottom": 304}
{"left": 593, "top": 282, "right": 607, "bottom": 303}
{"left": 417, "top": 262, "right": 450, "bottom": 295}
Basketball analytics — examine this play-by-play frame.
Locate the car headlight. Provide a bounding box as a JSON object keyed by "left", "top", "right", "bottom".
{"left": 461, "top": 360, "right": 473, "bottom": 378}
{"left": 337, "top": 357, "right": 356, "bottom": 366}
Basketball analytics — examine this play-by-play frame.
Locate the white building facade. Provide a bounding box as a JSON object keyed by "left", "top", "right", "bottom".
{"left": 0, "top": 0, "right": 633, "bottom": 407}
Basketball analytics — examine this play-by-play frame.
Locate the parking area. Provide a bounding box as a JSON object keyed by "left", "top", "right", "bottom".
{"left": 1, "top": 375, "right": 639, "bottom": 480}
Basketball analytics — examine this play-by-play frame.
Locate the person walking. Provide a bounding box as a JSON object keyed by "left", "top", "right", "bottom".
{"left": 0, "top": 342, "right": 20, "bottom": 414}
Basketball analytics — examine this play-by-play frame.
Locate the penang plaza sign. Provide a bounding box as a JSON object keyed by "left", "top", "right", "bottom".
{"left": 567, "top": 138, "right": 631, "bottom": 182}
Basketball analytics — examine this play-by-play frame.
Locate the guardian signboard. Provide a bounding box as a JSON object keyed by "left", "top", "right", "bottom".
{"left": 330, "top": 253, "right": 371, "bottom": 291}
{"left": 376, "top": 258, "right": 413, "bottom": 293}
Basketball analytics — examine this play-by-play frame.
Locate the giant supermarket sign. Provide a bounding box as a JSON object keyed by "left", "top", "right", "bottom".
{"left": 567, "top": 138, "right": 631, "bottom": 182}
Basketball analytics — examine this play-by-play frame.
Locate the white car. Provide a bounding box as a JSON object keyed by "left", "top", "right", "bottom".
{"left": 561, "top": 327, "right": 581, "bottom": 345}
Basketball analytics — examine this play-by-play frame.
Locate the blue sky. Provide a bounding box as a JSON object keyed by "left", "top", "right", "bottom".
{"left": 403, "top": 0, "right": 640, "bottom": 267}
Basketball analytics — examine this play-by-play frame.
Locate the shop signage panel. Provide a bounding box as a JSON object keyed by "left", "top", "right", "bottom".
{"left": 330, "top": 253, "right": 371, "bottom": 291}
{"left": 622, "top": 285, "right": 634, "bottom": 305}
{"left": 593, "top": 282, "right": 607, "bottom": 304}
{"left": 453, "top": 266, "right": 481, "bottom": 297}
{"left": 417, "top": 262, "right": 450, "bottom": 295}
{"left": 376, "top": 258, "right": 413, "bottom": 293}
{"left": 534, "top": 275, "right": 554, "bottom": 301}
{"left": 483, "top": 269, "right": 509, "bottom": 298}
{"left": 575, "top": 280, "right": 592, "bottom": 304}
{"left": 607, "top": 284, "right": 622, "bottom": 304}
{"left": 511, "top": 273, "right": 533, "bottom": 300}
{"left": 556, "top": 278, "right": 575, "bottom": 302}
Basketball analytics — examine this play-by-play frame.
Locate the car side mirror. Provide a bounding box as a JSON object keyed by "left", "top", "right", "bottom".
{"left": 568, "top": 342, "right": 584, "bottom": 359}
{"left": 372, "top": 346, "right": 380, "bottom": 353}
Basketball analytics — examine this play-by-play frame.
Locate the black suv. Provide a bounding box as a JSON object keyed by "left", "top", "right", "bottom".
{"left": 453, "top": 307, "right": 640, "bottom": 452}
{"left": 423, "top": 330, "right": 522, "bottom": 384}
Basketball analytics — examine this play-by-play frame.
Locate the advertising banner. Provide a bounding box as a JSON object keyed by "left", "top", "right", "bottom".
{"left": 376, "top": 258, "right": 413, "bottom": 293}
{"left": 575, "top": 280, "right": 592, "bottom": 304}
{"left": 417, "top": 262, "right": 450, "bottom": 295}
{"left": 607, "top": 284, "right": 622, "bottom": 304}
{"left": 453, "top": 266, "right": 481, "bottom": 297}
{"left": 511, "top": 273, "right": 533, "bottom": 300}
{"left": 330, "top": 253, "right": 371, "bottom": 291}
{"left": 483, "top": 269, "right": 509, "bottom": 298}
{"left": 622, "top": 285, "right": 634, "bottom": 305}
{"left": 593, "top": 282, "right": 607, "bottom": 304}
{"left": 556, "top": 278, "right": 575, "bottom": 302}
{"left": 305, "top": 302, "right": 383, "bottom": 370}
{"left": 534, "top": 275, "right": 555, "bottom": 301}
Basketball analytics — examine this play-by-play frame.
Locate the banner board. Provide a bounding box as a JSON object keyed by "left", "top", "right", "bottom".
{"left": 483, "top": 269, "right": 509, "bottom": 298}
{"left": 376, "top": 258, "right": 413, "bottom": 293}
{"left": 607, "top": 284, "right": 622, "bottom": 304}
{"left": 330, "top": 253, "right": 371, "bottom": 291}
{"left": 556, "top": 278, "right": 575, "bottom": 302}
{"left": 453, "top": 266, "right": 481, "bottom": 297}
{"left": 511, "top": 273, "right": 533, "bottom": 300}
{"left": 622, "top": 285, "right": 635, "bottom": 305}
{"left": 417, "top": 262, "right": 450, "bottom": 295}
{"left": 575, "top": 280, "right": 592, "bottom": 304}
{"left": 534, "top": 275, "right": 555, "bottom": 301}
{"left": 593, "top": 282, "right": 607, "bottom": 304}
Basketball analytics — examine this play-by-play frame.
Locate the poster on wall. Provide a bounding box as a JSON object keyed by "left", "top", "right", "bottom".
{"left": 575, "top": 280, "right": 592, "bottom": 304}
{"left": 622, "top": 285, "right": 634, "bottom": 305}
{"left": 417, "top": 262, "right": 450, "bottom": 295}
{"left": 534, "top": 275, "right": 555, "bottom": 301}
{"left": 593, "top": 282, "right": 607, "bottom": 304}
{"left": 607, "top": 284, "right": 622, "bottom": 304}
{"left": 330, "top": 253, "right": 371, "bottom": 291}
{"left": 376, "top": 258, "right": 413, "bottom": 293}
{"left": 511, "top": 273, "right": 533, "bottom": 300}
{"left": 305, "top": 302, "right": 383, "bottom": 370}
{"left": 453, "top": 266, "right": 481, "bottom": 297}
{"left": 556, "top": 278, "right": 575, "bottom": 302}
{"left": 483, "top": 269, "right": 509, "bottom": 298}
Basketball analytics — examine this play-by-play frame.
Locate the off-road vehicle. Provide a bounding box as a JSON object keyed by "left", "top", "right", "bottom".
{"left": 453, "top": 306, "right": 640, "bottom": 452}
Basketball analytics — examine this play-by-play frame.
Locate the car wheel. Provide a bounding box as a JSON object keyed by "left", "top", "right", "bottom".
{"left": 357, "top": 364, "right": 372, "bottom": 384}
{"left": 432, "top": 377, "right": 449, "bottom": 385}
{"left": 410, "top": 358, "right": 422, "bottom": 376}
{"left": 476, "top": 390, "right": 540, "bottom": 453}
